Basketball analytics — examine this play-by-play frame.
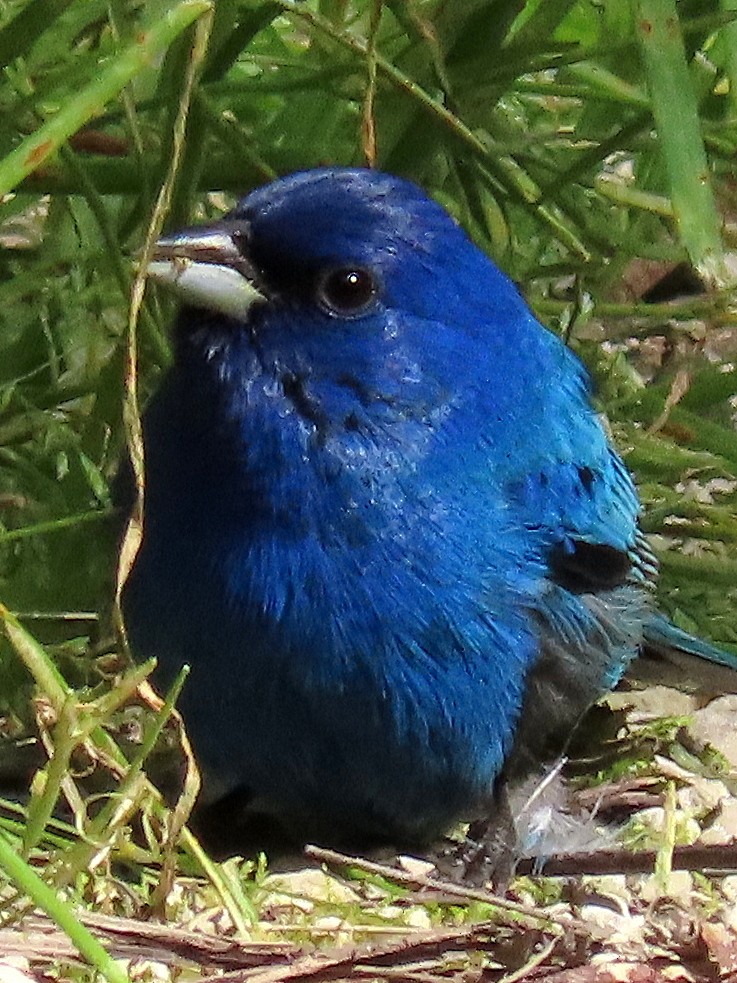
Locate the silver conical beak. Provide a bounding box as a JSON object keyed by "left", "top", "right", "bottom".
{"left": 145, "top": 226, "right": 266, "bottom": 320}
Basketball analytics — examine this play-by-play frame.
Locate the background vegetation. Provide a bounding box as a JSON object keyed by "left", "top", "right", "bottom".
{"left": 0, "top": 0, "right": 737, "bottom": 979}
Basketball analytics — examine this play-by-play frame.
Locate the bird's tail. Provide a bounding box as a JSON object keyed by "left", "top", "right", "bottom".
{"left": 645, "top": 613, "right": 737, "bottom": 668}
{"left": 630, "top": 613, "right": 737, "bottom": 693}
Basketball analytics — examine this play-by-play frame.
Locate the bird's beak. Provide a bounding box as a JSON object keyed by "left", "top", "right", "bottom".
{"left": 145, "top": 226, "right": 266, "bottom": 320}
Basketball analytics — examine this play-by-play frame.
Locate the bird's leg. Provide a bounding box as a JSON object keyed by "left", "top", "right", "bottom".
{"left": 431, "top": 782, "right": 517, "bottom": 890}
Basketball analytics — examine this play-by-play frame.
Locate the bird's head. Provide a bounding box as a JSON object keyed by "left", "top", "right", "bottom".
{"left": 147, "top": 168, "right": 549, "bottom": 447}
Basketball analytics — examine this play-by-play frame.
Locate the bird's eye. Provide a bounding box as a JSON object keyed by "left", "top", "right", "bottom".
{"left": 318, "top": 267, "right": 378, "bottom": 316}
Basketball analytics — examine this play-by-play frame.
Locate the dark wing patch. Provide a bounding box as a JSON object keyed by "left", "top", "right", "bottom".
{"left": 549, "top": 540, "right": 632, "bottom": 593}
{"left": 549, "top": 529, "right": 659, "bottom": 595}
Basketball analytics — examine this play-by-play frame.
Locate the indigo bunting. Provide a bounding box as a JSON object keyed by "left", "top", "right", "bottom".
{"left": 122, "top": 168, "right": 735, "bottom": 856}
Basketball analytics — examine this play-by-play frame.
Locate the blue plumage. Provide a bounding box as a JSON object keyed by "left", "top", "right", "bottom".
{"left": 122, "top": 168, "right": 733, "bottom": 852}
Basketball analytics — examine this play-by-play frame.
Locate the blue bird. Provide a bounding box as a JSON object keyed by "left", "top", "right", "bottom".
{"left": 121, "top": 168, "right": 735, "bottom": 861}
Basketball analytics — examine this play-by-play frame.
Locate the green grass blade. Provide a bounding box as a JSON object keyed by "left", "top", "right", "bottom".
{"left": 0, "top": 1, "right": 212, "bottom": 196}
{"left": 633, "top": 0, "right": 731, "bottom": 285}
{"left": 719, "top": 0, "right": 737, "bottom": 116}
{"left": 0, "top": 0, "right": 76, "bottom": 68}
{"left": 0, "top": 604, "right": 71, "bottom": 708}
{"left": 0, "top": 830, "right": 130, "bottom": 983}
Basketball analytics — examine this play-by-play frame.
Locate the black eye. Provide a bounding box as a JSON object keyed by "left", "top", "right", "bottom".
{"left": 318, "top": 267, "right": 378, "bottom": 316}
